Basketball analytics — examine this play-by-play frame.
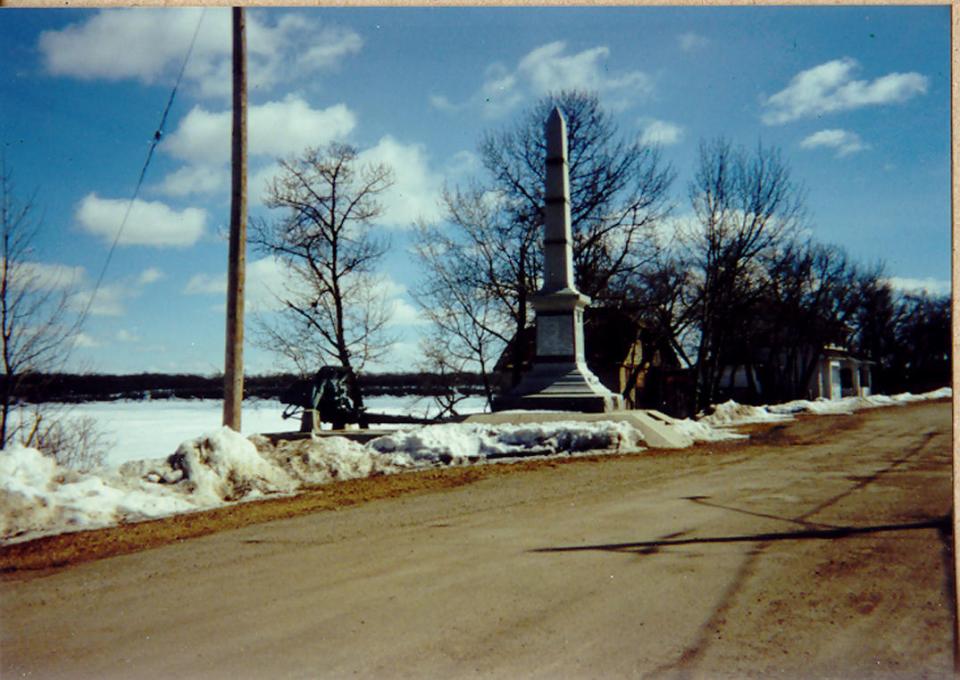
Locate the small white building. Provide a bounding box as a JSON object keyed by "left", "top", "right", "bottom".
{"left": 719, "top": 344, "right": 875, "bottom": 403}
{"left": 808, "top": 345, "right": 874, "bottom": 400}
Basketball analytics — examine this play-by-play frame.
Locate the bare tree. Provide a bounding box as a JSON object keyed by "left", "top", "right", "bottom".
{"left": 0, "top": 164, "right": 81, "bottom": 449}
{"left": 412, "top": 214, "right": 510, "bottom": 406}
{"left": 251, "top": 143, "right": 396, "bottom": 413}
{"left": 0, "top": 164, "right": 108, "bottom": 468}
{"left": 848, "top": 271, "right": 902, "bottom": 391}
{"left": 851, "top": 280, "right": 950, "bottom": 394}
{"left": 415, "top": 91, "right": 674, "bottom": 390}
{"left": 619, "top": 251, "right": 696, "bottom": 366}
{"left": 682, "top": 138, "right": 805, "bottom": 410}
{"left": 480, "top": 91, "right": 674, "bottom": 302}
{"left": 745, "top": 240, "right": 865, "bottom": 402}
{"left": 888, "top": 290, "right": 951, "bottom": 392}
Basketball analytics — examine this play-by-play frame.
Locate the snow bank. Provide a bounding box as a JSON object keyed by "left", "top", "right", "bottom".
{"left": 1, "top": 387, "right": 948, "bottom": 544}
{"left": 889, "top": 387, "right": 952, "bottom": 403}
{"left": 0, "top": 420, "right": 642, "bottom": 543}
{"left": 699, "top": 400, "right": 794, "bottom": 427}
{"left": 120, "top": 428, "right": 299, "bottom": 504}
{"left": 766, "top": 387, "right": 952, "bottom": 417}
{"left": 695, "top": 387, "right": 951, "bottom": 433}
{"left": 252, "top": 434, "right": 414, "bottom": 484}
{"left": 0, "top": 445, "right": 197, "bottom": 541}
{"left": 368, "top": 420, "right": 643, "bottom": 463}
{"left": 669, "top": 418, "right": 748, "bottom": 442}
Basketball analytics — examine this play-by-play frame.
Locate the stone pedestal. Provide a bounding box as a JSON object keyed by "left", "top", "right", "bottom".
{"left": 493, "top": 290, "right": 623, "bottom": 413}
{"left": 493, "top": 108, "right": 623, "bottom": 414}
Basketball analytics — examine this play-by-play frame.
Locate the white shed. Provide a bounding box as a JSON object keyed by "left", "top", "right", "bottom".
{"left": 809, "top": 345, "right": 874, "bottom": 400}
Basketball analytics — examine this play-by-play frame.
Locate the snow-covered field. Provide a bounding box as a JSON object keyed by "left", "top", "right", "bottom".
{"left": 59, "top": 394, "right": 489, "bottom": 468}
{"left": 0, "top": 388, "right": 950, "bottom": 545}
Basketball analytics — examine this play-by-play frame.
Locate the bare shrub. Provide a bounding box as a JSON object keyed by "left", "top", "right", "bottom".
{"left": 18, "top": 406, "right": 112, "bottom": 471}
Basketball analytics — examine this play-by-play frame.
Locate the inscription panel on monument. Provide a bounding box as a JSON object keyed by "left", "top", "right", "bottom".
{"left": 574, "top": 309, "right": 585, "bottom": 361}
{"left": 537, "top": 315, "right": 573, "bottom": 356}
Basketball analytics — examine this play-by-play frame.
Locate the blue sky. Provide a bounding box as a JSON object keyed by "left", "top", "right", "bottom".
{"left": 0, "top": 6, "right": 950, "bottom": 375}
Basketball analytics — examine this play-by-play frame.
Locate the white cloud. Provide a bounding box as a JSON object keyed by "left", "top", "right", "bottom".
{"left": 443, "top": 150, "right": 481, "bottom": 180}
{"left": 388, "top": 297, "right": 425, "bottom": 327}
{"left": 655, "top": 212, "right": 700, "bottom": 248}
{"left": 299, "top": 26, "right": 363, "bottom": 70}
{"left": 249, "top": 162, "right": 283, "bottom": 207}
{"left": 67, "top": 265, "right": 164, "bottom": 318}
{"left": 16, "top": 261, "right": 86, "bottom": 291}
{"left": 428, "top": 94, "right": 458, "bottom": 113}
{"left": 185, "top": 262, "right": 425, "bottom": 331}
{"left": 161, "top": 106, "right": 230, "bottom": 164}
{"left": 247, "top": 256, "right": 291, "bottom": 311}
{"left": 517, "top": 42, "right": 650, "bottom": 98}
{"left": 354, "top": 275, "right": 423, "bottom": 329}
{"left": 252, "top": 99, "right": 355, "bottom": 154}
{"left": 183, "top": 272, "right": 224, "bottom": 296}
{"left": 250, "top": 133, "right": 449, "bottom": 216}
{"left": 39, "top": 9, "right": 213, "bottom": 83}
{"left": 158, "top": 165, "right": 229, "bottom": 197}
{"left": 163, "top": 97, "right": 357, "bottom": 165}
{"left": 885, "top": 276, "right": 951, "bottom": 297}
{"left": 158, "top": 97, "right": 356, "bottom": 200}
{"left": 678, "top": 32, "right": 709, "bottom": 52}
{"left": 434, "top": 41, "right": 653, "bottom": 118}
{"left": 38, "top": 9, "right": 363, "bottom": 99}
{"left": 68, "top": 283, "right": 128, "bottom": 317}
{"left": 365, "top": 340, "right": 421, "bottom": 373}
{"left": 799, "top": 128, "right": 869, "bottom": 157}
{"left": 374, "top": 276, "right": 408, "bottom": 300}
{"left": 116, "top": 329, "right": 140, "bottom": 342}
{"left": 73, "top": 332, "right": 100, "bottom": 348}
{"left": 138, "top": 267, "right": 164, "bottom": 285}
{"left": 357, "top": 136, "right": 444, "bottom": 227}
{"left": 76, "top": 193, "right": 206, "bottom": 248}
{"left": 470, "top": 63, "right": 525, "bottom": 117}
{"left": 762, "top": 57, "right": 928, "bottom": 125}
{"left": 183, "top": 256, "right": 292, "bottom": 312}
{"left": 638, "top": 118, "right": 684, "bottom": 146}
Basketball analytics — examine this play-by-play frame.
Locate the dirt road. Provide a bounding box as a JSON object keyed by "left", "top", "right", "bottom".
{"left": 1, "top": 401, "right": 953, "bottom": 679}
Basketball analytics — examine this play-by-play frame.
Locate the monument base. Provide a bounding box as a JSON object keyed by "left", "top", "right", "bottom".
{"left": 492, "top": 361, "right": 624, "bottom": 413}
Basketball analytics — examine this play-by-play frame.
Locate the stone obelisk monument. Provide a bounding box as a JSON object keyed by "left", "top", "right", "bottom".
{"left": 493, "top": 108, "right": 623, "bottom": 413}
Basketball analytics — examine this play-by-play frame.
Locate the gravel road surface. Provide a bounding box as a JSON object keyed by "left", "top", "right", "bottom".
{"left": 1, "top": 400, "right": 953, "bottom": 679}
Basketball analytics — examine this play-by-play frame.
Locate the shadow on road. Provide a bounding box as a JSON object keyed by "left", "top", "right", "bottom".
{"left": 531, "top": 515, "right": 951, "bottom": 556}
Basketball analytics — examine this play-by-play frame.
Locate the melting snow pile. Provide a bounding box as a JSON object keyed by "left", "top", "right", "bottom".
{"left": 0, "top": 420, "right": 643, "bottom": 543}
{"left": 369, "top": 420, "right": 642, "bottom": 463}
{"left": 669, "top": 417, "right": 748, "bottom": 442}
{"left": 765, "top": 387, "right": 952, "bottom": 417}
{"left": 698, "top": 387, "right": 952, "bottom": 426}
{"left": 0, "top": 445, "right": 197, "bottom": 541}
{"left": 698, "top": 401, "right": 794, "bottom": 427}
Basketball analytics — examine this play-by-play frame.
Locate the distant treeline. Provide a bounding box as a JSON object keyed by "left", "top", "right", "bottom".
{"left": 4, "top": 372, "right": 486, "bottom": 404}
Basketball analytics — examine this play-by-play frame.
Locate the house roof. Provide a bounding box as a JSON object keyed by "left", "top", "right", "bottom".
{"left": 821, "top": 346, "right": 875, "bottom": 365}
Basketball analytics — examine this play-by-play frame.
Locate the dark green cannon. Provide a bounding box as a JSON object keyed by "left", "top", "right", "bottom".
{"left": 280, "top": 366, "right": 364, "bottom": 431}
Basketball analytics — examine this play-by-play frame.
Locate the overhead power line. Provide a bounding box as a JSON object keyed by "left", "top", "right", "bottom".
{"left": 78, "top": 9, "right": 206, "bottom": 324}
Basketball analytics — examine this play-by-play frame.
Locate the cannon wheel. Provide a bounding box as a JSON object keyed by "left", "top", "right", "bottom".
{"left": 282, "top": 402, "right": 301, "bottom": 421}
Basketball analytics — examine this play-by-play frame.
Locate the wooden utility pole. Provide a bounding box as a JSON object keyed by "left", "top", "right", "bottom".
{"left": 223, "top": 6, "right": 247, "bottom": 430}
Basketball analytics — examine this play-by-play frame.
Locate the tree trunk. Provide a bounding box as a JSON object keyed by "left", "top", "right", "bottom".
{"left": 510, "top": 249, "right": 529, "bottom": 388}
